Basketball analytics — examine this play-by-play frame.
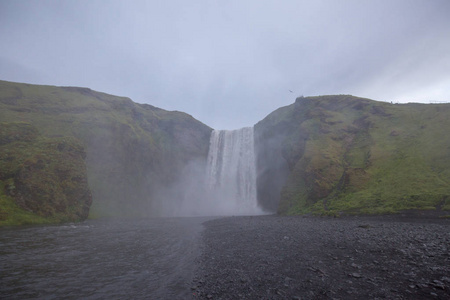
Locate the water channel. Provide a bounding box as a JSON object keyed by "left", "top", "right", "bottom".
{"left": 1, "top": 217, "right": 213, "bottom": 299}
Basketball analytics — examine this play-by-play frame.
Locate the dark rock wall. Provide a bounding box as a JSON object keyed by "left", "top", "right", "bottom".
{"left": 254, "top": 113, "right": 291, "bottom": 212}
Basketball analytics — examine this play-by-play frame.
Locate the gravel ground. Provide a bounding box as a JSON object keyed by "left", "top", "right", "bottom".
{"left": 191, "top": 214, "right": 450, "bottom": 299}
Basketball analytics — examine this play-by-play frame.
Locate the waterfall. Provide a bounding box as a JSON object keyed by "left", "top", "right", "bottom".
{"left": 205, "top": 127, "right": 263, "bottom": 215}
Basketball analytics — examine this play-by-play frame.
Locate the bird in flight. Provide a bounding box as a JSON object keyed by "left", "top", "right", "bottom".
{"left": 289, "top": 90, "right": 293, "bottom": 93}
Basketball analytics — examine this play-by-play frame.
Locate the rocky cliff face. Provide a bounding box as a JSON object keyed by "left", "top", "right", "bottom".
{"left": 0, "top": 122, "right": 91, "bottom": 225}
{"left": 0, "top": 80, "right": 212, "bottom": 221}
{"left": 255, "top": 95, "right": 450, "bottom": 215}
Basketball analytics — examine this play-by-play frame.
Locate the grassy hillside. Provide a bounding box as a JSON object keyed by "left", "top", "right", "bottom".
{"left": 0, "top": 122, "right": 91, "bottom": 225}
{"left": 0, "top": 80, "right": 212, "bottom": 220}
{"left": 255, "top": 95, "right": 450, "bottom": 216}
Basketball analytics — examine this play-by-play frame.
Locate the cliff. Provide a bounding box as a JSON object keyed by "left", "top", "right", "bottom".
{"left": 3, "top": 79, "right": 449, "bottom": 221}
{"left": 255, "top": 95, "right": 450, "bottom": 215}
{"left": 0, "top": 80, "right": 212, "bottom": 221}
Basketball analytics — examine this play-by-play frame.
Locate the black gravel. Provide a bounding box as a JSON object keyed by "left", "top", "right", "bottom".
{"left": 192, "top": 215, "right": 450, "bottom": 299}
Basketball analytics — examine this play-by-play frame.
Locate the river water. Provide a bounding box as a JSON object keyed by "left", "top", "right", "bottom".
{"left": 0, "top": 217, "right": 213, "bottom": 299}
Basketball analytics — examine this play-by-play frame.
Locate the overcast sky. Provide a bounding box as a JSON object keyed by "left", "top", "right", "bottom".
{"left": 1, "top": 0, "right": 449, "bottom": 129}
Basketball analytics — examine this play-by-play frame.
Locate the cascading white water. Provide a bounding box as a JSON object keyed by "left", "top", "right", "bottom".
{"left": 205, "top": 127, "right": 263, "bottom": 215}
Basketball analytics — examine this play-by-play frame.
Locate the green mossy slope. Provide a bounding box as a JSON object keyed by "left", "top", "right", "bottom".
{"left": 0, "top": 122, "right": 91, "bottom": 225}
{"left": 255, "top": 95, "right": 450, "bottom": 216}
{"left": 0, "top": 80, "right": 212, "bottom": 220}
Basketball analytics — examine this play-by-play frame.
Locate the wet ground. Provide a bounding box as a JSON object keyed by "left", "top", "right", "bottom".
{"left": 2, "top": 214, "right": 449, "bottom": 299}
{"left": 192, "top": 215, "right": 450, "bottom": 299}
{"left": 0, "top": 217, "right": 211, "bottom": 299}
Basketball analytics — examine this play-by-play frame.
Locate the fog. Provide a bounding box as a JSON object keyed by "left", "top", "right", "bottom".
{"left": 153, "top": 128, "right": 267, "bottom": 217}
{"left": 1, "top": 0, "right": 450, "bottom": 130}
{"left": 152, "top": 158, "right": 264, "bottom": 217}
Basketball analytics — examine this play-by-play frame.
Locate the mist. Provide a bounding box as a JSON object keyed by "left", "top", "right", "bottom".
{"left": 151, "top": 158, "right": 211, "bottom": 217}
{"left": 153, "top": 128, "right": 268, "bottom": 217}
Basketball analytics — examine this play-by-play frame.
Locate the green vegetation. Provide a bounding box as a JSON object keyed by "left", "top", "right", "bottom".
{"left": 256, "top": 95, "right": 450, "bottom": 216}
{"left": 0, "top": 122, "right": 91, "bottom": 225}
{"left": 0, "top": 80, "right": 211, "bottom": 223}
{"left": 3, "top": 80, "right": 448, "bottom": 223}
{"left": 0, "top": 188, "right": 59, "bottom": 226}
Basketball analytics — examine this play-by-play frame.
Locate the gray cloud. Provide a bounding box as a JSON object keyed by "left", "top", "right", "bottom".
{"left": 1, "top": 0, "right": 449, "bottom": 129}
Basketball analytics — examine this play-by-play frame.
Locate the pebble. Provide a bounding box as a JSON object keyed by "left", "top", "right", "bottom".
{"left": 192, "top": 215, "right": 450, "bottom": 299}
